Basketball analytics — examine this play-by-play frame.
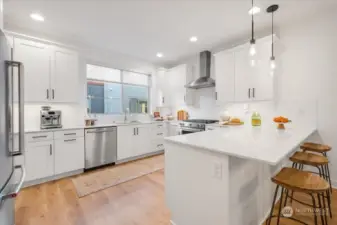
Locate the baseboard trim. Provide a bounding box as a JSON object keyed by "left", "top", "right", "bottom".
{"left": 116, "top": 150, "right": 164, "bottom": 165}
{"left": 23, "top": 169, "right": 83, "bottom": 188}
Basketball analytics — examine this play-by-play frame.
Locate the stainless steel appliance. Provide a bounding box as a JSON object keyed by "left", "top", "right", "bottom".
{"left": 85, "top": 127, "right": 117, "bottom": 169}
{"left": 180, "top": 119, "right": 219, "bottom": 134}
{"left": 40, "top": 106, "right": 62, "bottom": 129}
{"left": 0, "top": 30, "right": 26, "bottom": 225}
{"left": 185, "top": 51, "right": 215, "bottom": 89}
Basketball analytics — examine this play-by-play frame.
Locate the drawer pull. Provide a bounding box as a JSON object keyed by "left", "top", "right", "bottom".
{"left": 64, "top": 133, "right": 76, "bottom": 136}
{"left": 157, "top": 144, "right": 163, "bottom": 147}
{"left": 157, "top": 133, "right": 163, "bottom": 135}
{"left": 64, "top": 139, "right": 77, "bottom": 142}
{"left": 32, "top": 135, "right": 47, "bottom": 139}
{"left": 157, "top": 125, "right": 163, "bottom": 127}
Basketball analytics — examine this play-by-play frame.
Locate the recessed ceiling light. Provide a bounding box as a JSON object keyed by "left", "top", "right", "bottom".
{"left": 156, "top": 52, "right": 163, "bottom": 58}
{"left": 249, "top": 6, "right": 261, "bottom": 15}
{"left": 190, "top": 36, "right": 198, "bottom": 42}
{"left": 30, "top": 13, "right": 44, "bottom": 22}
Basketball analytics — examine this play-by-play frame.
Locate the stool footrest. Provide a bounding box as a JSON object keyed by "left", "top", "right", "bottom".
{"left": 267, "top": 215, "right": 310, "bottom": 225}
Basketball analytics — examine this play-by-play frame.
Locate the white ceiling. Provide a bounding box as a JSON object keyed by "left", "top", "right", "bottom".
{"left": 3, "top": 0, "right": 337, "bottom": 67}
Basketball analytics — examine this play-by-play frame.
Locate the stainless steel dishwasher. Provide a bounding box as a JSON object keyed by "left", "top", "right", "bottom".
{"left": 85, "top": 127, "right": 117, "bottom": 169}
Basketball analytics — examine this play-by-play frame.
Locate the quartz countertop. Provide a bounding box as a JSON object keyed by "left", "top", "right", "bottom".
{"left": 164, "top": 123, "right": 316, "bottom": 165}
{"left": 22, "top": 121, "right": 166, "bottom": 133}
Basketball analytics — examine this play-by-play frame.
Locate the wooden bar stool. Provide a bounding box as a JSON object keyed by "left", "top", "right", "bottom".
{"left": 301, "top": 142, "right": 332, "bottom": 192}
{"left": 289, "top": 151, "right": 332, "bottom": 218}
{"left": 267, "top": 167, "right": 330, "bottom": 225}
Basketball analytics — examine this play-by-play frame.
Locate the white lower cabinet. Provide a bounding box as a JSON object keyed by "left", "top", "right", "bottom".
{"left": 136, "top": 125, "right": 153, "bottom": 155}
{"left": 117, "top": 123, "right": 165, "bottom": 161}
{"left": 54, "top": 137, "right": 85, "bottom": 175}
{"left": 25, "top": 141, "right": 54, "bottom": 182}
{"left": 117, "top": 126, "right": 136, "bottom": 161}
{"left": 24, "top": 129, "right": 85, "bottom": 184}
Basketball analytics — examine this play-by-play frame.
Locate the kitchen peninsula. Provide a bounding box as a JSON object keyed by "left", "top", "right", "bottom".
{"left": 164, "top": 123, "right": 316, "bottom": 225}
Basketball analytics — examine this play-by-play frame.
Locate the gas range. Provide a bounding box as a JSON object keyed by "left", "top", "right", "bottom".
{"left": 180, "top": 119, "right": 219, "bottom": 134}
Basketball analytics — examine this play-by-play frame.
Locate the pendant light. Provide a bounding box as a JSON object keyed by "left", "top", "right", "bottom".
{"left": 249, "top": 0, "right": 256, "bottom": 58}
{"left": 267, "top": 4, "right": 279, "bottom": 71}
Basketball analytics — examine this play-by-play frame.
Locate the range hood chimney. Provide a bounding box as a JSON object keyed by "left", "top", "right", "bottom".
{"left": 185, "top": 51, "right": 215, "bottom": 89}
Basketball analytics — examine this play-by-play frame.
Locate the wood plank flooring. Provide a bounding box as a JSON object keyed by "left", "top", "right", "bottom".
{"left": 15, "top": 169, "right": 170, "bottom": 225}
{"left": 15, "top": 158, "right": 337, "bottom": 225}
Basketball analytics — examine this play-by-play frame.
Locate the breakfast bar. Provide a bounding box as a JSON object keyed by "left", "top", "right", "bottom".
{"left": 164, "top": 123, "right": 316, "bottom": 225}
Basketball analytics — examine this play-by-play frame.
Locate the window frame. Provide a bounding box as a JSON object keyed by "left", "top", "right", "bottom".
{"left": 86, "top": 64, "right": 151, "bottom": 115}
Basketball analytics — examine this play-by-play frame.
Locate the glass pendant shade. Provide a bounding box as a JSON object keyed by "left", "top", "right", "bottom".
{"left": 249, "top": 43, "right": 256, "bottom": 56}
{"left": 270, "top": 56, "right": 276, "bottom": 70}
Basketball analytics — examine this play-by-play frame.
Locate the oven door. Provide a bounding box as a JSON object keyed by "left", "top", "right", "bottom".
{"left": 181, "top": 128, "right": 204, "bottom": 134}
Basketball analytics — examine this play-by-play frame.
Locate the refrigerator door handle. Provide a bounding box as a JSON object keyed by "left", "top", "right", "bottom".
{"left": 0, "top": 165, "right": 26, "bottom": 207}
{"left": 6, "top": 61, "right": 24, "bottom": 156}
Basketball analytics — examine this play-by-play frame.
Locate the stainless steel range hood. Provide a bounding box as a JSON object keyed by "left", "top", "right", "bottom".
{"left": 185, "top": 51, "right": 215, "bottom": 89}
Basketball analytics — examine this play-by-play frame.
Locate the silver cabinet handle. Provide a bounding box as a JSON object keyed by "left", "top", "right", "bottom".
{"left": 52, "top": 89, "right": 55, "bottom": 99}
{"left": 64, "top": 133, "right": 76, "bottom": 136}
{"left": 157, "top": 133, "right": 163, "bottom": 135}
{"left": 215, "top": 92, "right": 217, "bottom": 100}
{"left": 157, "top": 125, "right": 163, "bottom": 128}
{"left": 252, "top": 88, "right": 255, "bottom": 98}
{"left": 46, "top": 89, "right": 49, "bottom": 99}
{"left": 0, "top": 165, "right": 26, "bottom": 207}
{"left": 32, "top": 135, "right": 47, "bottom": 139}
{"left": 136, "top": 128, "right": 139, "bottom": 135}
{"left": 87, "top": 131, "right": 107, "bottom": 134}
{"left": 184, "top": 95, "right": 186, "bottom": 102}
{"left": 248, "top": 88, "right": 251, "bottom": 98}
{"left": 157, "top": 144, "right": 164, "bottom": 147}
{"left": 64, "top": 139, "right": 76, "bottom": 142}
{"left": 133, "top": 128, "right": 135, "bottom": 135}
{"left": 49, "top": 144, "right": 52, "bottom": 155}
{"left": 162, "top": 97, "right": 165, "bottom": 104}
{"left": 6, "top": 61, "right": 24, "bottom": 156}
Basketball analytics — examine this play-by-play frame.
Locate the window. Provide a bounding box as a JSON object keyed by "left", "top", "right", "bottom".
{"left": 86, "top": 64, "right": 150, "bottom": 114}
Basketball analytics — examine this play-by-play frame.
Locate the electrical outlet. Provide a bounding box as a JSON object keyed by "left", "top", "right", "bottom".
{"left": 213, "top": 161, "right": 222, "bottom": 179}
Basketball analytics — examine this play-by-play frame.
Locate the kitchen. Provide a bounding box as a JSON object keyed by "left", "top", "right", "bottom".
{"left": 1, "top": 1, "right": 337, "bottom": 225}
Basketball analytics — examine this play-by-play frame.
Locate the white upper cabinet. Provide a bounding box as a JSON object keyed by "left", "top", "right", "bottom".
{"left": 214, "top": 50, "right": 235, "bottom": 104}
{"left": 51, "top": 46, "right": 79, "bottom": 103}
{"left": 13, "top": 38, "right": 51, "bottom": 102}
{"left": 214, "top": 35, "right": 275, "bottom": 103}
{"left": 234, "top": 44, "right": 255, "bottom": 102}
{"left": 252, "top": 38, "right": 274, "bottom": 101}
{"left": 13, "top": 37, "right": 80, "bottom": 103}
{"left": 155, "top": 68, "right": 170, "bottom": 107}
{"left": 168, "top": 64, "right": 187, "bottom": 108}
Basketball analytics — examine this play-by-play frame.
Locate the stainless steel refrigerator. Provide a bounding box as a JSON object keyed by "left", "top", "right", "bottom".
{"left": 0, "top": 29, "right": 25, "bottom": 225}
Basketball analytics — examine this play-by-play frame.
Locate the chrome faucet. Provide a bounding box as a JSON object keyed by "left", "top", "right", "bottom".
{"left": 124, "top": 108, "right": 129, "bottom": 123}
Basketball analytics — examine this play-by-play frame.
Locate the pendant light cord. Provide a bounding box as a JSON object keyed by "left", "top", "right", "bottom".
{"left": 251, "top": 0, "right": 254, "bottom": 42}
{"left": 271, "top": 12, "right": 274, "bottom": 58}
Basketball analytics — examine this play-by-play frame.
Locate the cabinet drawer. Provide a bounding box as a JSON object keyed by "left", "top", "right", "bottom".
{"left": 26, "top": 132, "right": 54, "bottom": 143}
{"left": 54, "top": 129, "right": 84, "bottom": 139}
{"left": 155, "top": 143, "right": 165, "bottom": 151}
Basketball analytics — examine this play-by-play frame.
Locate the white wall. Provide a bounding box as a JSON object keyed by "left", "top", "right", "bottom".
{"left": 0, "top": 0, "right": 3, "bottom": 30}
{"left": 278, "top": 8, "right": 337, "bottom": 185}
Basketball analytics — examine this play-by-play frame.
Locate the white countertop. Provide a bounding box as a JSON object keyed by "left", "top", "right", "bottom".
{"left": 164, "top": 123, "right": 316, "bottom": 165}
{"left": 23, "top": 121, "right": 166, "bottom": 133}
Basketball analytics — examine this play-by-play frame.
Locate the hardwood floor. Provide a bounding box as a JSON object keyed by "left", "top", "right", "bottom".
{"left": 15, "top": 169, "right": 170, "bottom": 225}
{"left": 15, "top": 159, "right": 337, "bottom": 225}
{"left": 263, "top": 189, "right": 337, "bottom": 225}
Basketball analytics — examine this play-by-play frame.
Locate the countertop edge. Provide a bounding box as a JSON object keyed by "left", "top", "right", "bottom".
{"left": 23, "top": 121, "right": 168, "bottom": 133}
{"left": 164, "top": 128, "right": 317, "bottom": 165}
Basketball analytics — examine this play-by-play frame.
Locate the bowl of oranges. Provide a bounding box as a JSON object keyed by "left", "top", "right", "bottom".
{"left": 273, "top": 116, "right": 291, "bottom": 129}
